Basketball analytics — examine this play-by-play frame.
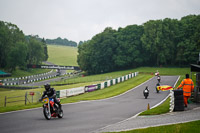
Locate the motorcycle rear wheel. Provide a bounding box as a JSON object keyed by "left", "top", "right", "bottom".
{"left": 43, "top": 107, "right": 51, "bottom": 120}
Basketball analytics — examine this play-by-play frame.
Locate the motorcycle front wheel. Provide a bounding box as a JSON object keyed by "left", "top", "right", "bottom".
{"left": 58, "top": 108, "right": 63, "bottom": 118}
{"left": 43, "top": 107, "right": 51, "bottom": 120}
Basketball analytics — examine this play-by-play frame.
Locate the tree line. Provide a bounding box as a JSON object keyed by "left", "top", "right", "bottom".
{"left": 78, "top": 15, "right": 200, "bottom": 74}
{"left": 46, "top": 37, "right": 77, "bottom": 47}
{"left": 0, "top": 21, "right": 48, "bottom": 72}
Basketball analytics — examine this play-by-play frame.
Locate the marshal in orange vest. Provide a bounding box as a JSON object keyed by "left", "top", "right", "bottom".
{"left": 177, "top": 74, "right": 194, "bottom": 107}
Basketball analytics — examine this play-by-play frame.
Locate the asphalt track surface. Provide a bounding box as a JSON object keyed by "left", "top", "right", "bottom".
{"left": 0, "top": 76, "right": 179, "bottom": 133}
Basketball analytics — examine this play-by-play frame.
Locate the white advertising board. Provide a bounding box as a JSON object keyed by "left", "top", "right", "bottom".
{"left": 60, "top": 89, "right": 67, "bottom": 98}
{"left": 66, "top": 87, "right": 85, "bottom": 97}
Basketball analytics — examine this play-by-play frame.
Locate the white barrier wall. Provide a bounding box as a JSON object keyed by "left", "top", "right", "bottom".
{"left": 66, "top": 87, "right": 85, "bottom": 97}
{"left": 122, "top": 76, "right": 124, "bottom": 82}
{"left": 107, "top": 80, "right": 111, "bottom": 87}
{"left": 60, "top": 89, "right": 67, "bottom": 98}
{"left": 118, "top": 77, "right": 121, "bottom": 83}
{"left": 101, "top": 82, "right": 104, "bottom": 89}
{"left": 113, "top": 79, "right": 116, "bottom": 85}
{"left": 126, "top": 75, "right": 128, "bottom": 80}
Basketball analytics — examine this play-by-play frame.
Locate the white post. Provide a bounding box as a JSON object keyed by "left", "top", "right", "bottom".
{"left": 169, "top": 90, "right": 174, "bottom": 112}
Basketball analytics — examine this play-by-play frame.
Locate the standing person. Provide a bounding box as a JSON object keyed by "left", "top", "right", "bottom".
{"left": 177, "top": 74, "right": 194, "bottom": 107}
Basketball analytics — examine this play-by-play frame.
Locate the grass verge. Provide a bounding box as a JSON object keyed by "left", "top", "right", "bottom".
{"left": 139, "top": 97, "right": 170, "bottom": 115}
{"left": 108, "top": 120, "right": 200, "bottom": 133}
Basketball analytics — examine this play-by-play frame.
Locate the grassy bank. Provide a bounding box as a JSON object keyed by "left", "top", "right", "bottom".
{"left": 47, "top": 45, "right": 78, "bottom": 66}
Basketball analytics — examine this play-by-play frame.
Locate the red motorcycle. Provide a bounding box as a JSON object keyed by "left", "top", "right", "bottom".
{"left": 42, "top": 96, "right": 63, "bottom": 120}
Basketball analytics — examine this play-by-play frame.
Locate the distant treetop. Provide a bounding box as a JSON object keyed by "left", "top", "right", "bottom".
{"left": 26, "top": 35, "right": 78, "bottom": 47}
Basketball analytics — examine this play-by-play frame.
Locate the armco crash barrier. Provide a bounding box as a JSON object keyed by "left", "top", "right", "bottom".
{"left": 56, "top": 72, "right": 138, "bottom": 98}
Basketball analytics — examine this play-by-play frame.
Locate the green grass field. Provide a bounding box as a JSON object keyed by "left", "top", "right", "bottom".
{"left": 47, "top": 45, "right": 78, "bottom": 66}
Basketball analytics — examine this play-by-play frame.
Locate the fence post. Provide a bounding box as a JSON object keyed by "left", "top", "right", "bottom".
{"left": 25, "top": 92, "right": 27, "bottom": 105}
{"left": 4, "top": 96, "right": 6, "bottom": 107}
{"left": 32, "top": 95, "right": 33, "bottom": 103}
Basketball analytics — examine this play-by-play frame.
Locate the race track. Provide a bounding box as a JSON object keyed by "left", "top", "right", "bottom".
{"left": 0, "top": 76, "right": 179, "bottom": 133}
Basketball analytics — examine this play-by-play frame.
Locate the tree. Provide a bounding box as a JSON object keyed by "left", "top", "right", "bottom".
{"left": 115, "top": 25, "right": 144, "bottom": 68}
{"left": 176, "top": 15, "right": 200, "bottom": 65}
{"left": 46, "top": 37, "right": 77, "bottom": 47}
{"left": 141, "top": 20, "right": 163, "bottom": 66}
{"left": 6, "top": 41, "right": 28, "bottom": 71}
{"left": 27, "top": 38, "right": 45, "bottom": 64}
{"left": 77, "top": 41, "right": 94, "bottom": 73}
{"left": 78, "top": 27, "right": 118, "bottom": 74}
{"left": 0, "top": 21, "right": 27, "bottom": 70}
{"left": 42, "top": 38, "right": 48, "bottom": 61}
{"left": 0, "top": 21, "right": 10, "bottom": 68}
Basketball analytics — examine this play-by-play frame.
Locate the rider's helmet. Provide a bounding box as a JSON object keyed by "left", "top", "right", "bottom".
{"left": 44, "top": 83, "right": 51, "bottom": 91}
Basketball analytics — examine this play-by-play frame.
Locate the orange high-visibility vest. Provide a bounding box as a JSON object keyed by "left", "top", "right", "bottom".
{"left": 178, "top": 78, "right": 194, "bottom": 96}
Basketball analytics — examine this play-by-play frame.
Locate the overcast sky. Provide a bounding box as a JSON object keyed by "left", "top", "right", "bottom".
{"left": 0, "top": 0, "right": 200, "bottom": 43}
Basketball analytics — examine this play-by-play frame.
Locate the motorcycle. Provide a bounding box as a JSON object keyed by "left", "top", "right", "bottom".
{"left": 157, "top": 76, "right": 161, "bottom": 83}
{"left": 143, "top": 86, "right": 149, "bottom": 99}
{"left": 155, "top": 83, "right": 160, "bottom": 93}
{"left": 42, "top": 96, "right": 63, "bottom": 120}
